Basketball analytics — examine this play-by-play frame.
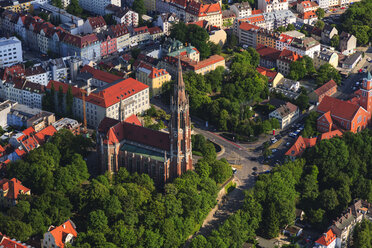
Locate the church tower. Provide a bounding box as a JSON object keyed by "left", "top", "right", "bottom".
{"left": 169, "top": 57, "right": 192, "bottom": 179}
{"left": 360, "top": 71, "right": 372, "bottom": 122}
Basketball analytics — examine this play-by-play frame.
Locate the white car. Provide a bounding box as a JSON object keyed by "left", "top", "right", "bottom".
{"left": 356, "top": 82, "right": 360, "bottom": 86}
{"left": 272, "top": 149, "right": 278, "bottom": 153}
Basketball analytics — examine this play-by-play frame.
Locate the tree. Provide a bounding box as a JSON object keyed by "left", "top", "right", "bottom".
{"left": 287, "top": 24, "right": 295, "bottom": 31}
{"left": 277, "top": 26, "right": 286, "bottom": 33}
{"left": 132, "top": 0, "right": 146, "bottom": 16}
{"left": 66, "top": 0, "right": 83, "bottom": 16}
{"left": 66, "top": 85, "right": 73, "bottom": 117}
{"left": 51, "top": 0, "right": 63, "bottom": 8}
{"left": 319, "top": 189, "right": 339, "bottom": 211}
{"left": 227, "top": 34, "right": 238, "bottom": 49}
{"left": 316, "top": 8, "right": 325, "bottom": 19}
{"left": 191, "top": 235, "right": 209, "bottom": 248}
{"left": 316, "top": 63, "right": 341, "bottom": 86}
{"left": 300, "top": 165, "right": 319, "bottom": 202}
{"left": 295, "top": 93, "right": 309, "bottom": 111}
{"left": 330, "top": 34, "right": 339, "bottom": 48}
{"left": 315, "top": 20, "right": 325, "bottom": 30}
{"left": 88, "top": 210, "right": 110, "bottom": 234}
{"left": 353, "top": 220, "right": 372, "bottom": 248}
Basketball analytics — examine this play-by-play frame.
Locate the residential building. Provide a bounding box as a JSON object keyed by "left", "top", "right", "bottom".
{"left": 42, "top": 220, "right": 77, "bottom": 248}
{"left": 339, "top": 32, "right": 357, "bottom": 55}
{"left": 233, "top": 12, "right": 266, "bottom": 35}
{"left": 79, "top": 0, "right": 121, "bottom": 15}
{"left": 0, "top": 37, "right": 23, "bottom": 68}
{"left": 238, "top": 22, "right": 260, "bottom": 48}
{"left": 230, "top": 2, "right": 252, "bottom": 18}
{"left": 80, "top": 65, "right": 123, "bottom": 87}
{"left": 105, "top": 5, "right": 139, "bottom": 26}
{"left": 166, "top": 43, "right": 200, "bottom": 62}
{"left": 46, "top": 78, "right": 150, "bottom": 128}
{"left": 3, "top": 78, "right": 45, "bottom": 109}
{"left": 341, "top": 52, "right": 362, "bottom": 69}
{"left": 148, "top": 26, "right": 164, "bottom": 41}
{"left": 257, "top": 66, "right": 284, "bottom": 87}
{"left": 110, "top": 23, "right": 130, "bottom": 51}
{"left": 309, "top": 79, "right": 338, "bottom": 104}
{"left": 258, "top": 0, "right": 288, "bottom": 13}
{"left": 298, "top": 11, "right": 318, "bottom": 25}
{"left": 297, "top": 1, "right": 319, "bottom": 13}
{"left": 169, "top": 0, "right": 188, "bottom": 21}
{"left": 83, "top": 16, "right": 107, "bottom": 34}
{"left": 0, "top": 178, "right": 30, "bottom": 207}
{"left": 155, "top": 13, "right": 179, "bottom": 35}
{"left": 0, "top": 0, "right": 32, "bottom": 13}
{"left": 185, "top": 1, "right": 222, "bottom": 28}
{"left": 276, "top": 33, "right": 294, "bottom": 51}
{"left": 156, "top": 0, "right": 171, "bottom": 13}
{"left": 256, "top": 45, "right": 281, "bottom": 68}
{"left": 60, "top": 33, "right": 101, "bottom": 61}
{"left": 37, "top": 3, "right": 84, "bottom": 29}
{"left": 315, "top": 229, "right": 337, "bottom": 248}
{"left": 130, "top": 26, "right": 150, "bottom": 46}
{"left": 25, "top": 65, "right": 48, "bottom": 86}
{"left": 257, "top": 29, "right": 278, "bottom": 49}
{"left": 160, "top": 54, "right": 225, "bottom": 77}
{"left": 7, "top": 103, "right": 55, "bottom": 131}
{"left": 287, "top": 37, "right": 320, "bottom": 58}
{"left": 97, "top": 59, "right": 192, "bottom": 186}
{"left": 269, "top": 101, "right": 299, "bottom": 128}
{"left": 321, "top": 24, "right": 338, "bottom": 44}
{"left": 0, "top": 100, "right": 16, "bottom": 128}
{"left": 317, "top": 0, "right": 329, "bottom": 9}
{"left": 0, "top": 233, "right": 34, "bottom": 248}
{"left": 262, "top": 10, "right": 296, "bottom": 30}
{"left": 283, "top": 30, "right": 305, "bottom": 39}
{"left": 136, "top": 63, "right": 171, "bottom": 96}
{"left": 222, "top": 10, "right": 236, "bottom": 28}
{"left": 313, "top": 50, "right": 339, "bottom": 69}
{"left": 97, "top": 33, "right": 117, "bottom": 57}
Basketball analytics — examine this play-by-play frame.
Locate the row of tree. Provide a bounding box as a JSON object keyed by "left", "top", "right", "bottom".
{"left": 42, "top": 82, "right": 74, "bottom": 118}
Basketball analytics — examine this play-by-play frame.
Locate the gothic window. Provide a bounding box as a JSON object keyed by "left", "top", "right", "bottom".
{"left": 110, "top": 155, "right": 115, "bottom": 172}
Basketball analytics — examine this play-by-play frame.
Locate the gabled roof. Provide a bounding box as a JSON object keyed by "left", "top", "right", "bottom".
{"left": 186, "top": 1, "right": 222, "bottom": 17}
{"left": 256, "top": 45, "right": 281, "bottom": 61}
{"left": 80, "top": 65, "right": 123, "bottom": 83}
{"left": 319, "top": 111, "right": 333, "bottom": 125}
{"left": 301, "top": 11, "right": 317, "bottom": 20}
{"left": 62, "top": 33, "right": 98, "bottom": 48}
{"left": 319, "top": 129, "right": 342, "bottom": 140}
{"left": 0, "top": 232, "right": 32, "bottom": 248}
{"left": 317, "top": 96, "right": 360, "bottom": 121}
{"left": 48, "top": 220, "right": 77, "bottom": 248}
{"left": 110, "top": 23, "right": 129, "bottom": 37}
{"left": 314, "top": 80, "right": 337, "bottom": 97}
{"left": 285, "top": 135, "right": 317, "bottom": 157}
{"left": 278, "top": 49, "right": 301, "bottom": 62}
{"left": 315, "top": 229, "right": 336, "bottom": 246}
{"left": 35, "top": 125, "right": 57, "bottom": 145}
{"left": 148, "top": 26, "right": 163, "bottom": 35}
{"left": 256, "top": 66, "right": 278, "bottom": 82}
{"left": 87, "top": 16, "right": 106, "bottom": 29}
{"left": 0, "top": 178, "right": 30, "bottom": 200}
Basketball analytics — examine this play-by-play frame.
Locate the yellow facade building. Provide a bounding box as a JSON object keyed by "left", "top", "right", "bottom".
{"left": 136, "top": 64, "right": 171, "bottom": 96}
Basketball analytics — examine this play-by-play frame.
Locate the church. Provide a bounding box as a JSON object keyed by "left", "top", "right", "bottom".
{"left": 97, "top": 59, "right": 193, "bottom": 185}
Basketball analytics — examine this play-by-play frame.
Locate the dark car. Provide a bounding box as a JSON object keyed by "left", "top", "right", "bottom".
{"left": 250, "top": 157, "right": 257, "bottom": 161}
{"left": 253, "top": 167, "right": 258, "bottom": 171}
{"left": 252, "top": 171, "right": 258, "bottom": 176}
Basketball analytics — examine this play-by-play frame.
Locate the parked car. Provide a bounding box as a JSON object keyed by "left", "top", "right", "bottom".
{"left": 286, "top": 142, "right": 291, "bottom": 146}
{"left": 272, "top": 149, "right": 278, "bottom": 153}
{"left": 253, "top": 167, "right": 258, "bottom": 171}
{"left": 252, "top": 171, "right": 257, "bottom": 176}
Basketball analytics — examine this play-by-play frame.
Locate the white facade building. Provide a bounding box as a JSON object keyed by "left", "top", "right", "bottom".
{"left": 0, "top": 37, "right": 22, "bottom": 68}
{"left": 269, "top": 102, "right": 299, "bottom": 129}
{"left": 263, "top": 10, "right": 296, "bottom": 30}
{"left": 3, "top": 78, "right": 44, "bottom": 109}
{"left": 230, "top": 2, "right": 252, "bottom": 18}
{"left": 258, "top": 0, "right": 288, "bottom": 13}
{"left": 79, "top": 0, "right": 121, "bottom": 15}
{"left": 288, "top": 37, "right": 320, "bottom": 58}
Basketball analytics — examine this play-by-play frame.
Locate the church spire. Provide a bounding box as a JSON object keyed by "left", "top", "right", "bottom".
{"left": 176, "top": 55, "right": 186, "bottom": 104}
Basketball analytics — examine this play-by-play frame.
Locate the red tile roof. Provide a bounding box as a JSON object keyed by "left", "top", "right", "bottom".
{"left": 15, "top": 148, "right": 26, "bottom": 157}
{"left": 62, "top": 33, "right": 98, "bottom": 48}
{"left": 256, "top": 45, "right": 281, "bottom": 60}
{"left": 314, "top": 80, "right": 337, "bottom": 97}
{"left": 0, "top": 145, "right": 4, "bottom": 153}
{"left": 247, "top": 14, "right": 264, "bottom": 23}
{"left": 187, "top": 20, "right": 209, "bottom": 29}
{"left": 0, "top": 178, "right": 30, "bottom": 200}
{"left": 257, "top": 66, "right": 278, "bottom": 82}
{"left": 186, "top": 1, "right": 221, "bottom": 17}
{"left": 133, "top": 26, "right": 149, "bottom": 34}
{"left": 124, "top": 114, "right": 142, "bottom": 126}
{"left": 148, "top": 26, "right": 163, "bottom": 35}
{"left": 22, "top": 127, "right": 36, "bottom": 137}
{"left": 99, "top": 118, "right": 169, "bottom": 150}
{"left": 35, "top": 125, "right": 57, "bottom": 145}
{"left": 315, "top": 229, "right": 336, "bottom": 247}
{"left": 320, "top": 111, "right": 333, "bottom": 125}
{"left": 48, "top": 220, "right": 77, "bottom": 248}
{"left": 164, "top": 55, "right": 225, "bottom": 71}
{"left": 239, "top": 22, "right": 260, "bottom": 31}
{"left": 80, "top": 65, "right": 123, "bottom": 83}
{"left": 47, "top": 79, "right": 148, "bottom": 108}
{"left": 0, "top": 64, "right": 25, "bottom": 81}
{"left": 110, "top": 23, "right": 129, "bottom": 37}
{"left": 285, "top": 135, "right": 317, "bottom": 157}
{"left": 278, "top": 49, "right": 301, "bottom": 62}
{"left": 302, "top": 11, "right": 317, "bottom": 19}
{"left": 317, "top": 96, "right": 360, "bottom": 121}
{"left": 319, "top": 129, "right": 342, "bottom": 140}
{"left": 0, "top": 233, "right": 31, "bottom": 248}
{"left": 251, "top": 9, "right": 263, "bottom": 15}
{"left": 87, "top": 16, "right": 106, "bottom": 29}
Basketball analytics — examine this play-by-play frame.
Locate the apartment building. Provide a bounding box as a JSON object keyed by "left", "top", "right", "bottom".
{"left": 136, "top": 63, "right": 171, "bottom": 96}
{"left": 262, "top": 10, "right": 296, "bottom": 30}
{"left": 79, "top": 0, "right": 121, "bottom": 15}
{"left": 321, "top": 24, "right": 338, "bottom": 44}
{"left": 339, "top": 32, "right": 357, "bottom": 55}
{"left": 287, "top": 37, "right": 320, "bottom": 58}
{"left": 185, "top": 1, "right": 222, "bottom": 28}
{"left": 47, "top": 78, "right": 150, "bottom": 128}
{"left": 276, "top": 49, "right": 301, "bottom": 76}
{"left": 3, "top": 78, "right": 44, "bottom": 109}
{"left": 0, "top": 0, "right": 32, "bottom": 13}
{"left": 0, "top": 37, "right": 22, "bottom": 68}
{"left": 105, "top": 5, "right": 139, "bottom": 27}
{"left": 269, "top": 102, "right": 299, "bottom": 128}
{"left": 155, "top": 13, "right": 179, "bottom": 35}
{"left": 238, "top": 22, "right": 260, "bottom": 48}
{"left": 297, "top": 1, "right": 319, "bottom": 13}
{"left": 313, "top": 50, "right": 338, "bottom": 69}
{"left": 258, "top": 0, "right": 288, "bottom": 13}
{"left": 79, "top": 65, "right": 123, "bottom": 87}
{"left": 230, "top": 2, "right": 252, "bottom": 18}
